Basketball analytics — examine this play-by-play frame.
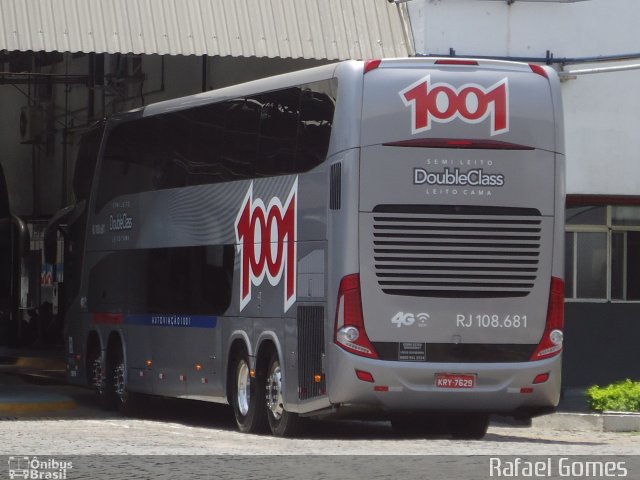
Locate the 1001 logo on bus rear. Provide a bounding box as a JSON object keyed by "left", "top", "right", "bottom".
{"left": 235, "top": 179, "right": 298, "bottom": 312}
{"left": 400, "top": 75, "right": 509, "bottom": 136}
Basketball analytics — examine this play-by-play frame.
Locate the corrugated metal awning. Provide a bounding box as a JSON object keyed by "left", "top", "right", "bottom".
{"left": 0, "top": 0, "right": 413, "bottom": 60}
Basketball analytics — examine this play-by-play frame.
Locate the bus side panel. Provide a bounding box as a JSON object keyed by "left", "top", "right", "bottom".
{"left": 324, "top": 148, "right": 361, "bottom": 405}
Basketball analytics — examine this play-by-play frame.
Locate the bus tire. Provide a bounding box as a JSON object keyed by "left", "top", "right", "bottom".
{"left": 86, "top": 344, "right": 109, "bottom": 410}
{"left": 107, "top": 340, "right": 138, "bottom": 416}
{"left": 448, "top": 413, "right": 490, "bottom": 440}
{"left": 229, "top": 352, "right": 268, "bottom": 433}
{"left": 265, "top": 351, "right": 301, "bottom": 437}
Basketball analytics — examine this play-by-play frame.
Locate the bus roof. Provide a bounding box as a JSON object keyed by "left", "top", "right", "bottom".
{"left": 141, "top": 62, "right": 341, "bottom": 119}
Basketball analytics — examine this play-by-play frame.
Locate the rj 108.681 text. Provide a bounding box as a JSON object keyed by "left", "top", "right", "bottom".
{"left": 457, "top": 314, "right": 528, "bottom": 329}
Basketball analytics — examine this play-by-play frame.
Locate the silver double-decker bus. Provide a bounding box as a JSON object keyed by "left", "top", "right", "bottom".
{"left": 60, "top": 58, "right": 565, "bottom": 438}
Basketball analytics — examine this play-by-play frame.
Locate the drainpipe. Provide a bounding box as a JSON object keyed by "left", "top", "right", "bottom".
{"left": 560, "top": 63, "right": 640, "bottom": 80}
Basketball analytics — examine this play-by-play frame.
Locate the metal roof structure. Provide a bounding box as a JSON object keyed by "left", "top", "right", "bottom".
{"left": 0, "top": 0, "right": 413, "bottom": 60}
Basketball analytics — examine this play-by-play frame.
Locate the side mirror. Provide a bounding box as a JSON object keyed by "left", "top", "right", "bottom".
{"left": 44, "top": 205, "right": 75, "bottom": 264}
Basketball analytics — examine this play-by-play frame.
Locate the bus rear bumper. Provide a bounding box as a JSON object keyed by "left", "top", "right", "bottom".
{"left": 326, "top": 347, "right": 562, "bottom": 418}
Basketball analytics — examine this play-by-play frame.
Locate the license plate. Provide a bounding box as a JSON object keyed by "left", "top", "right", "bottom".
{"left": 435, "top": 373, "right": 476, "bottom": 389}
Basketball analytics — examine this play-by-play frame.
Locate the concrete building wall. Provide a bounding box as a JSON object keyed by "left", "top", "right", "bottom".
{"left": 0, "top": 83, "right": 34, "bottom": 215}
{"left": 0, "top": 53, "right": 326, "bottom": 218}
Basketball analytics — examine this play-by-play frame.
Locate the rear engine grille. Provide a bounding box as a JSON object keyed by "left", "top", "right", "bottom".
{"left": 330, "top": 162, "right": 342, "bottom": 210}
{"left": 372, "top": 205, "right": 542, "bottom": 298}
{"left": 297, "top": 306, "right": 326, "bottom": 400}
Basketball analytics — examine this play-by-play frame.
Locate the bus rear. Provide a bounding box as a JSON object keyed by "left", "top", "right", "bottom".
{"left": 327, "top": 58, "right": 564, "bottom": 435}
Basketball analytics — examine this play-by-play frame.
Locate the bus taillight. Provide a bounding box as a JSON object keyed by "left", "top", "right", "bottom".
{"left": 530, "top": 277, "right": 564, "bottom": 361}
{"left": 334, "top": 274, "right": 379, "bottom": 359}
{"left": 529, "top": 64, "right": 549, "bottom": 78}
{"left": 364, "top": 59, "right": 382, "bottom": 74}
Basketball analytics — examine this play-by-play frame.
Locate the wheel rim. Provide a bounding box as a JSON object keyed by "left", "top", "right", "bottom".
{"left": 266, "top": 362, "right": 284, "bottom": 420}
{"left": 236, "top": 360, "right": 251, "bottom": 416}
{"left": 114, "top": 360, "right": 126, "bottom": 403}
{"left": 90, "top": 357, "right": 104, "bottom": 395}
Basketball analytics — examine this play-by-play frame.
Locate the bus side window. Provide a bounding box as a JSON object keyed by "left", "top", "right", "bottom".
{"left": 73, "top": 124, "right": 104, "bottom": 202}
{"left": 87, "top": 253, "right": 128, "bottom": 313}
{"left": 95, "top": 113, "right": 190, "bottom": 212}
{"left": 202, "top": 245, "right": 234, "bottom": 314}
{"left": 95, "top": 124, "right": 152, "bottom": 212}
{"left": 94, "top": 78, "right": 337, "bottom": 210}
{"left": 88, "top": 245, "right": 234, "bottom": 317}
{"left": 190, "top": 103, "right": 225, "bottom": 185}
{"left": 256, "top": 88, "right": 300, "bottom": 177}
{"left": 298, "top": 83, "right": 336, "bottom": 171}
{"left": 154, "top": 113, "right": 191, "bottom": 190}
{"left": 223, "top": 99, "right": 260, "bottom": 181}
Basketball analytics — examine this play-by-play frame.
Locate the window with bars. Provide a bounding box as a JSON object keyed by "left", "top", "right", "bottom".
{"left": 565, "top": 205, "right": 640, "bottom": 301}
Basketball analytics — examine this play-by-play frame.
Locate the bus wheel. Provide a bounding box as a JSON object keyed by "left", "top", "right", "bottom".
{"left": 108, "top": 341, "right": 137, "bottom": 415}
{"left": 87, "top": 346, "right": 108, "bottom": 409}
{"left": 230, "top": 353, "right": 267, "bottom": 433}
{"left": 265, "top": 351, "right": 301, "bottom": 437}
{"left": 448, "top": 413, "right": 490, "bottom": 440}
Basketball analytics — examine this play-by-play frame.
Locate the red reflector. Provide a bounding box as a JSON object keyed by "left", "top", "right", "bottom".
{"left": 533, "top": 373, "right": 550, "bottom": 384}
{"left": 364, "top": 59, "right": 382, "bottom": 74}
{"left": 92, "top": 312, "right": 124, "bottom": 325}
{"left": 383, "top": 138, "right": 533, "bottom": 150}
{"left": 520, "top": 387, "right": 534, "bottom": 394}
{"left": 530, "top": 276, "right": 565, "bottom": 361}
{"left": 374, "top": 386, "right": 389, "bottom": 392}
{"left": 355, "top": 370, "right": 375, "bottom": 383}
{"left": 529, "top": 64, "right": 549, "bottom": 78}
{"left": 435, "top": 59, "right": 479, "bottom": 66}
{"left": 334, "top": 274, "right": 379, "bottom": 359}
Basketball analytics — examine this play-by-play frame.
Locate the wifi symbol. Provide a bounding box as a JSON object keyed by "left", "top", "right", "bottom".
{"left": 417, "top": 313, "right": 430, "bottom": 324}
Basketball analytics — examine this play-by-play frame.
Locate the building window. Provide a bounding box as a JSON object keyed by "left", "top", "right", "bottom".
{"left": 566, "top": 205, "right": 640, "bottom": 301}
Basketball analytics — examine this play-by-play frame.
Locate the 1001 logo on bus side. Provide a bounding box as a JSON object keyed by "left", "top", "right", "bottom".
{"left": 235, "top": 179, "right": 298, "bottom": 312}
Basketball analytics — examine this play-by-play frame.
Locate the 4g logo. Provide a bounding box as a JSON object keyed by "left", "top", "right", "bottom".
{"left": 400, "top": 75, "right": 509, "bottom": 136}
{"left": 235, "top": 179, "right": 298, "bottom": 312}
{"left": 391, "top": 312, "right": 430, "bottom": 328}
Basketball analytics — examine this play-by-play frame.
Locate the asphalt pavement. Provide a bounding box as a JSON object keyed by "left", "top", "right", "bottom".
{"left": 2, "top": 345, "right": 635, "bottom": 433}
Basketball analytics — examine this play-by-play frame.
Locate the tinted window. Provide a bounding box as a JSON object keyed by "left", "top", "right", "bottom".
{"left": 73, "top": 123, "right": 105, "bottom": 202}
{"left": 95, "top": 79, "right": 337, "bottom": 211}
{"left": 256, "top": 88, "right": 300, "bottom": 177}
{"left": 96, "top": 112, "right": 191, "bottom": 211}
{"left": 298, "top": 82, "right": 336, "bottom": 171}
{"left": 190, "top": 103, "right": 226, "bottom": 184}
{"left": 88, "top": 245, "right": 234, "bottom": 316}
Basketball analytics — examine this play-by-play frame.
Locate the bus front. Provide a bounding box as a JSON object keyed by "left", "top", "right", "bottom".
{"left": 327, "top": 58, "right": 565, "bottom": 435}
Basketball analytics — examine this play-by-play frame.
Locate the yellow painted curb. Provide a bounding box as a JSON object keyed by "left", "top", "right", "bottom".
{"left": 14, "top": 357, "right": 66, "bottom": 370}
{"left": 0, "top": 400, "right": 76, "bottom": 415}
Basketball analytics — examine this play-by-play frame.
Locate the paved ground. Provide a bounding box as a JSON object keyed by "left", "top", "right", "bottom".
{"left": 3, "top": 414, "right": 640, "bottom": 456}
{"left": 1, "top": 348, "right": 639, "bottom": 458}
{"left": 1, "top": 373, "right": 639, "bottom": 456}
